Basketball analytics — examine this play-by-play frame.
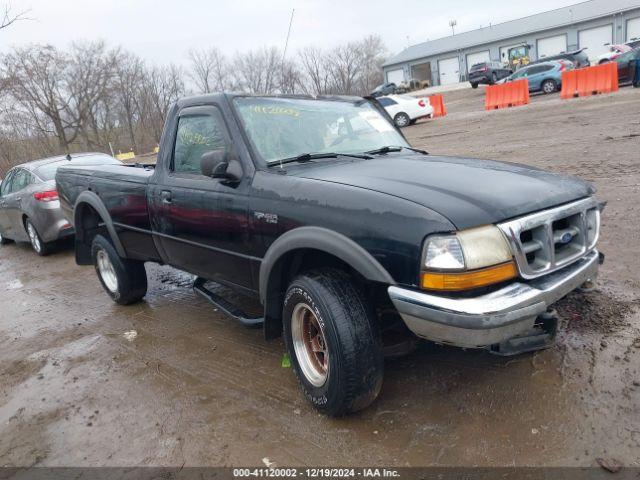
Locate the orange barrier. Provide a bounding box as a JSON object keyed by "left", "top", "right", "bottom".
{"left": 484, "top": 79, "right": 530, "bottom": 110}
{"left": 429, "top": 94, "right": 447, "bottom": 117}
{"left": 560, "top": 62, "right": 618, "bottom": 99}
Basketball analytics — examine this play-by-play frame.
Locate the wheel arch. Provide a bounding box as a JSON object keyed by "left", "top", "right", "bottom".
{"left": 73, "top": 191, "right": 126, "bottom": 262}
{"left": 259, "top": 226, "right": 395, "bottom": 339}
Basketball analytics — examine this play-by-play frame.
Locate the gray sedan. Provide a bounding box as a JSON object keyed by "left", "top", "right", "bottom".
{"left": 0, "top": 153, "right": 121, "bottom": 255}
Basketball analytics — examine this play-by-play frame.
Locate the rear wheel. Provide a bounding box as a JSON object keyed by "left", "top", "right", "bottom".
{"left": 91, "top": 235, "right": 147, "bottom": 305}
{"left": 393, "top": 112, "right": 411, "bottom": 128}
{"left": 25, "top": 219, "right": 51, "bottom": 256}
{"left": 541, "top": 79, "right": 557, "bottom": 94}
{"left": 471, "top": 83, "right": 479, "bottom": 89}
{"left": 283, "top": 269, "right": 384, "bottom": 416}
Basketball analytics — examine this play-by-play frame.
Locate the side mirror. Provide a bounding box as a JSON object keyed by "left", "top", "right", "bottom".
{"left": 200, "top": 149, "right": 242, "bottom": 183}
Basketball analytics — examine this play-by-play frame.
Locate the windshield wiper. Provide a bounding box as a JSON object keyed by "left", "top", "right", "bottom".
{"left": 269, "top": 152, "right": 372, "bottom": 167}
{"left": 365, "top": 146, "right": 429, "bottom": 156}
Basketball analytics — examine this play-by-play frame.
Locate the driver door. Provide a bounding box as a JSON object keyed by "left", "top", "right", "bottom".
{"left": 149, "top": 105, "right": 254, "bottom": 290}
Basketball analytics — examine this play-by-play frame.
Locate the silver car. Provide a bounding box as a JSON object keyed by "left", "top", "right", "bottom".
{"left": 0, "top": 153, "right": 121, "bottom": 255}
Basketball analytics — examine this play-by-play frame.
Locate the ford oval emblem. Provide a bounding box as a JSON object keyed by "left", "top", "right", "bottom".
{"left": 560, "top": 232, "right": 573, "bottom": 244}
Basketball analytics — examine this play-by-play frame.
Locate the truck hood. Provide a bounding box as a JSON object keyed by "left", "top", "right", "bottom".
{"left": 292, "top": 154, "right": 595, "bottom": 229}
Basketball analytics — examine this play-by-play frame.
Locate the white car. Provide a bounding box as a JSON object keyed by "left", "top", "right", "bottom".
{"left": 377, "top": 95, "right": 434, "bottom": 128}
{"left": 597, "top": 44, "right": 632, "bottom": 64}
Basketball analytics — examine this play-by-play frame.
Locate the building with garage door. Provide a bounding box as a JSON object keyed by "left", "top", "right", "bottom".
{"left": 383, "top": 0, "right": 640, "bottom": 87}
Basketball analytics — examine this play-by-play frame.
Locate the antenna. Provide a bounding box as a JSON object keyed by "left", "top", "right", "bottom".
{"left": 281, "top": 8, "right": 295, "bottom": 78}
{"left": 449, "top": 19, "right": 457, "bottom": 36}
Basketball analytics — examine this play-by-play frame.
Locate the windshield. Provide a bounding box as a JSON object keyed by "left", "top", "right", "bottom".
{"left": 233, "top": 97, "right": 409, "bottom": 164}
{"left": 35, "top": 155, "right": 121, "bottom": 180}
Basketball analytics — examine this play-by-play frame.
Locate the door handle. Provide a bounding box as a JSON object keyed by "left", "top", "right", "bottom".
{"left": 160, "top": 191, "right": 172, "bottom": 204}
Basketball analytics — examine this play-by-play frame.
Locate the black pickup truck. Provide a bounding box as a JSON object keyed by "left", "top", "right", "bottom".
{"left": 56, "top": 93, "right": 603, "bottom": 415}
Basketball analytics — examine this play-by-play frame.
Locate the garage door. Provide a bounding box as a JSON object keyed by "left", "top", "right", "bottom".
{"left": 386, "top": 68, "right": 404, "bottom": 84}
{"left": 466, "top": 50, "right": 491, "bottom": 73}
{"left": 627, "top": 17, "right": 640, "bottom": 41}
{"left": 579, "top": 25, "right": 613, "bottom": 61}
{"left": 537, "top": 35, "right": 567, "bottom": 59}
{"left": 438, "top": 57, "right": 460, "bottom": 85}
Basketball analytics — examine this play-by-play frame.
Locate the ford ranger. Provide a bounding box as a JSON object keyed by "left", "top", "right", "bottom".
{"left": 56, "top": 93, "right": 603, "bottom": 416}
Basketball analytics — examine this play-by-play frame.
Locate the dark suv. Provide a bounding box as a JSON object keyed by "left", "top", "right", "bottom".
{"left": 469, "top": 61, "right": 512, "bottom": 88}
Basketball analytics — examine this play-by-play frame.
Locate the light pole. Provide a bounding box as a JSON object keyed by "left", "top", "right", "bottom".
{"left": 449, "top": 19, "right": 457, "bottom": 36}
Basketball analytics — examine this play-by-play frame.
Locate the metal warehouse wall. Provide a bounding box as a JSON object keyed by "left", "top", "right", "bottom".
{"left": 384, "top": 8, "right": 640, "bottom": 87}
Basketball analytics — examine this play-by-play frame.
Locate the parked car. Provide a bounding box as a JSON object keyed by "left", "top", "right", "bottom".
{"left": 0, "top": 153, "right": 121, "bottom": 255}
{"left": 528, "top": 48, "right": 590, "bottom": 69}
{"left": 614, "top": 47, "right": 640, "bottom": 84}
{"left": 370, "top": 82, "right": 397, "bottom": 98}
{"left": 376, "top": 94, "right": 434, "bottom": 127}
{"left": 468, "top": 61, "right": 512, "bottom": 88}
{"left": 627, "top": 38, "right": 640, "bottom": 50}
{"left": 597, "top": 43, "right": 632, "bottom": 64}
{"left": 57, "top": 93, "right": 603, "bottom": 416}
{"left": 501, "top": 61, "right": 573, "bottom": 94}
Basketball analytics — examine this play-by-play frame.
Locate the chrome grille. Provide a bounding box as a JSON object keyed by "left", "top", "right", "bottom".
{"left": 498, "top": 198, "right": 600, "bottom": 279}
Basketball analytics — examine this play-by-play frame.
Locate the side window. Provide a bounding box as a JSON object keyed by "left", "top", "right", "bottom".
{"left": 377, "top": 98, "right": 396, "bottom": 107}
{"left": 0, "top": 170, "right": 15, "bottom": 196}
{"left": 10, "top": 169, "right": 29, "bottom": 194}
{"left": 172, "top": 108, "right": 230, "bottom": 175}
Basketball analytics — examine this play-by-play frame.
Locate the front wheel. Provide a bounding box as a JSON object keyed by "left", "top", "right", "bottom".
{"left": 471, "top": 83, "right": 479, "bottom": 89}
{"left": 541, "top": 79, "right": 557, "bottom": 94}
{"left": 393, "top": 112, "right": 411, "bottom": 128}
{"left": 25, "top": 219, "right": 51, "bottom": 256}
{"left": 283, "top": 269, "right": 384, "bottom": 416}
{"left": 91, "top": 235, "right": 147, "bottom": 305}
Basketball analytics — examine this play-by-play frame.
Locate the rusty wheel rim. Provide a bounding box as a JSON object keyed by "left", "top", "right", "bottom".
{"left": 291, "top": 303, "right": 329, "bottom": 387}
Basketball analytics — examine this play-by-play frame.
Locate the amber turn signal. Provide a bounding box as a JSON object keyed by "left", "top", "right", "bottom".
{"left": 421, "top": 261, "right": 517, "bottom": 291}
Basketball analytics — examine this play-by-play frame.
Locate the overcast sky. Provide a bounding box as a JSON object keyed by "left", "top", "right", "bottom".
{"left": 1, "top": 0, "right": 581, "bottom": 64}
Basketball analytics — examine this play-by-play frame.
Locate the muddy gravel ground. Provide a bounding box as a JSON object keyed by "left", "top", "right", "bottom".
{"left": 1, "top": 86, "right": 640, "bottom": 469}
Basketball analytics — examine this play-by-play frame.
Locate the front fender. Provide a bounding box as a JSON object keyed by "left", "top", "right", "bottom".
{"left": 259, "top": 226, "right": 395, "bottom": 304}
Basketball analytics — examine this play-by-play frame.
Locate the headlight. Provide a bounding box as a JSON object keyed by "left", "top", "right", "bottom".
{"left": 421, "top": 225, "right": 517, "bottom": 291}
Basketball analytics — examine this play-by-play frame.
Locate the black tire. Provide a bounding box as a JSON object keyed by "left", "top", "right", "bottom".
{"left": 0, "top": 231, "right": 11, "bottom": 245}
{"left": 393, "top": 112, "right": 410, "bottom": 128}
{"left": 471, "top": 83, "right": 479, "bottom": 89}
{"left": 91, "top": 235, "right": 147, "bottom": 305}
{"left": 25, "top": 218, "right": 51, "bottom": 256}
{"left": 541, "top": 79, "right": 557, "bottom": 94}
{"left": 283, "top": 269, "right": 384, "bottom": 416}
{"left": 492, "top": 72, "right": 498, "bottom": 84}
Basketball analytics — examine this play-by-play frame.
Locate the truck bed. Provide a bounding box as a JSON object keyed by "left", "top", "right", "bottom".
{"left": 56, "top": 163, "right": 159, "bottom": 261}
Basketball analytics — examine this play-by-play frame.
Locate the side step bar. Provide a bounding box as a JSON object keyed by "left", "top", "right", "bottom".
{"left": 193, "top": 277, "right": 264, "bottom": 328}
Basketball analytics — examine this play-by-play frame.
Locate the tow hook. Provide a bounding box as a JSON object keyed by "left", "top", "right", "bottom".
{"left": 489, "top": 309, "right": 558, "bottom": 356}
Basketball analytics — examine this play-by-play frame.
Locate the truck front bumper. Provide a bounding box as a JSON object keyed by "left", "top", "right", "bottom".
{"left": 388, "top": 250, "right": 600, "bottom": 351}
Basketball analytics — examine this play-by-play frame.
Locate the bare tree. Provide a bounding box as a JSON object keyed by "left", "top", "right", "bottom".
{"left": 280, "top": 58, "right": 302, "bottom": 94}
{"left": 233, "top": 46, "right": 281, "bottom": 94}
{"left": 68, "top": 41, "right": 121, "bottom": 150}
{"left": 138, "top": 64, "right": 185, "bottom": 143}
{"left": 298, "top": 46, "right": 331, "bottom": 95}
{"left": 357, "top": 35, "right": 386, "bottom": 94}
{"left": 187, "top": 47, "right": 230, "bottom": 93}
{"left": 114, "top": 51, "right": 145, "bottom": 152}
{"left": 327, "top": 42, "right": 364, "bottom": 95}
{"left": 0, "top": 3, "right": 29, "bottom": 30}
{"left": 1, "top": 44, "right": 79, "bottom": 150}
